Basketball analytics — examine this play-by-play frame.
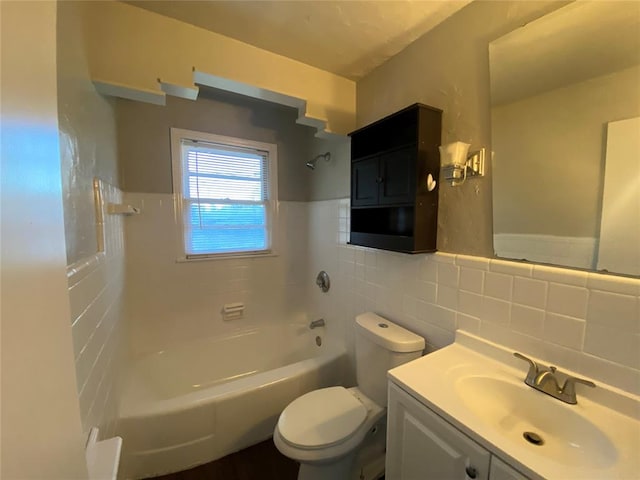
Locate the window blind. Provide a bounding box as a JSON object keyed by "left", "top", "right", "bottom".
{"left": 180, "top": 139, "right": 271, "bottom": 256}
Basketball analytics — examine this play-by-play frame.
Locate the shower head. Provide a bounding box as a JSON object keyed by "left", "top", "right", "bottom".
{"left": 306, "top": 152, "right": 331, "bottom": 170}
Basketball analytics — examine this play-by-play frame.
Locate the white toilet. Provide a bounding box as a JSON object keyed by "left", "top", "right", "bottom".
{"left": 274, "top": 312, "right": 425, "bottom": 480}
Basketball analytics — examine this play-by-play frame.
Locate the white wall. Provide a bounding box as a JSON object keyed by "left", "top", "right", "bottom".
{"left": 0, "top": 1, "right": 88, "bottom": 476}
{"left": 67, "top": 181, "right": 125, "bottom": 437}
{"left": 117, "top": 88, "right": 338, "bottom": 358}
{"left": 308, "top": 199, "right": 640, "bottom": 395}
{"left": 597, "top": 116, "right": 640, "bottom": 276}
{"left": 57, "top": 1, "right": 126, "bottom": 438}
{"left": 123, "top": 195, "right": 311, "bottom": 357}
{"left": 305, "top": 199, "right": 355, "bottom": 380}
{"left": 81, "top": 0, "right": 356, "bottom": 135}
{"left": 58, "top": 0, "right": 121, "bottom": 265}
{"left": 493, "top": 233, "right": 597, "bottom": 271}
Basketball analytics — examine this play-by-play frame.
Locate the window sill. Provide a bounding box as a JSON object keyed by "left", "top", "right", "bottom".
{"left": 176, "top": 251, "right": 279, "bottom": 263}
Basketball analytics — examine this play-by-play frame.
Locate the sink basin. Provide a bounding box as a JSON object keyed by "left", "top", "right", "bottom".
{"left": 388, "top": 331, "right": 640, "bottom": 480}
{"left": 455, "top": 375, "right": 618, "bottom": 469}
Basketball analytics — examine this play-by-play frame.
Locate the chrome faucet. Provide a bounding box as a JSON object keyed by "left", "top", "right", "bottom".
{"left": 309, "top": 318, "right": 325, "bottom": 329}
{"left": 514, "top": 352, "right": 595, "bottom": 404}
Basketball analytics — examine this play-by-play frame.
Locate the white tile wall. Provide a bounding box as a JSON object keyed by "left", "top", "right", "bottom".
{"left": 308, "top": 198, "right": 640, "bottom": 395}
{"left": 484, "top": 272, "right": 513, "bottom": 301}
{"left": 123, "top": 193, "right": 311, "bottom": 357}
{"left": 481, "top": 297, "right": 511, "bottom": 325}
{"left": 494, "top": 233, "right": 597, "bottom": 270}
{"left": 546, "top": 283, "right": 589, "bottom": 318}
{"left": 118, "top": 195, "right": 639, "bottom": 396}
{"left": 543, "top": 312, "right": 585, "bottom": 350}
{"left": 67, "top": 180, "right": 125, "bottom": 438}
{"left": 512, "top": 277, "right": 547, "bottom": 308}
{"left": 510, "top": 304, "right": 545, "bottom": 337}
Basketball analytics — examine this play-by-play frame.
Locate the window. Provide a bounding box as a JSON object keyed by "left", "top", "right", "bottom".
{"left": 171, "top": 128, "right": 277, "bottom": 259}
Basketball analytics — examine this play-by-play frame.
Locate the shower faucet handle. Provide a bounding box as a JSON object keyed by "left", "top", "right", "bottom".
{"left": 309, "top": 319, "right": 325, "bottom": 329}
{"left": 316, "top": 271, "right": 330, "bottom": 292}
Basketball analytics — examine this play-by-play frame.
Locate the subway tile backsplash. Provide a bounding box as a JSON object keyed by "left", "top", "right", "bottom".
{"left": 512, "top": 277, "right": 547, "bottom": 309}
{"left": 309, "top": 198, "right": 640, "bottom": 395}
{"left": 108, "top": 195, "right": 639, "bottom": 398}
{"left": 588, "top": 290, "right": 639, "bottom": 333}
{"left": 546, "top": 283, "right": 589, "bottom": 318}
{"left": 484, "top": 272, "right": 513, "bottom": 301}
{"left": 122, "top": 193, "right": 312, "bottom": 357}
{"left": 67, "top": 180, "right": 125, "bottom": 438}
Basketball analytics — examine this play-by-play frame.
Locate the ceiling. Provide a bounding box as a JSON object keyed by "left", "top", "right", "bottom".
{"left": 125, "top": 0, "right": 472, "bottom": 80}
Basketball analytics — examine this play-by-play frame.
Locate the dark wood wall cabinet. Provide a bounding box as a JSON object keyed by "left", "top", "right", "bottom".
{"left": 349, "top": 103, "right": 442, "bottom": 254}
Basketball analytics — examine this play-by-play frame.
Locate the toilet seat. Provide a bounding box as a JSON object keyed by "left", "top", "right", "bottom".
{"left": 277, "top": 387, "right": 367, "bottom": 450}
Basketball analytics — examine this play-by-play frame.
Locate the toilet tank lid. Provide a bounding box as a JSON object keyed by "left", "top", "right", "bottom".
{"left": 355, "top": 313, "right": 425, "bottom": 353}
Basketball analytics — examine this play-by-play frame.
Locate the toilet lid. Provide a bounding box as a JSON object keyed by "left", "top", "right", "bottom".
{"left": 278, "top": 386, "right": 367, "bottom": 449}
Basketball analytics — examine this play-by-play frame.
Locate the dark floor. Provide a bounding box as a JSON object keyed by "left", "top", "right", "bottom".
{"left": 153, "top": 439, "right": 299, "bottom": 480}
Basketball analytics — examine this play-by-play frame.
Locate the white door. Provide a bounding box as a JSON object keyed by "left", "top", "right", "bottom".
{"left": 597, "top": 116, "right": 640, "bottom": 275}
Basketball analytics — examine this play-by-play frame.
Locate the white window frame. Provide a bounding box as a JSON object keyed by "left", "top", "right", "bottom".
{"left": 170, "top": 128, "right": 278, "bottom": 261}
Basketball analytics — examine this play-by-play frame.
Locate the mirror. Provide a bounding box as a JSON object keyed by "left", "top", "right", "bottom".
{"left": 490, "top": 1, "right": 640, "bottom": 277}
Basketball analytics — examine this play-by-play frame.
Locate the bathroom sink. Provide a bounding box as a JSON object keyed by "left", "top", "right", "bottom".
{"left": 454, "top": 375, "right": 617, "bottom": 469}
{"left": 387, "top": 331, "right": 640, "bottom": 480}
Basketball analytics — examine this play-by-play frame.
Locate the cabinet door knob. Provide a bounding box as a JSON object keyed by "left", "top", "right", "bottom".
{"left": 465, "top": 466, "right": 478, "bottom": 479}
{"left": 376, "top": 177, "right": 384, "bottom": 184}
{"left": 427, "top": 173, "right": 436, "bottom": 192}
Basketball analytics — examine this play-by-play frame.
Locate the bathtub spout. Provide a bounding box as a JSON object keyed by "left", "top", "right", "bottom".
{"left": 309, "top": 318, "right": 325, "bottom": 329}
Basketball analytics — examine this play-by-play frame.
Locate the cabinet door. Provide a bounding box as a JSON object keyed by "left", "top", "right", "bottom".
{"left": 351, "top": 156, "right": 379, "bottom": 206}
{"left": 379, "top": 146, "right": 414, "bottom": 205}
{"left": 489, "top": 457, "right": 529, "bottom": 480}
{"left": 387, "top": 383, "right": 491, "bottom": 480}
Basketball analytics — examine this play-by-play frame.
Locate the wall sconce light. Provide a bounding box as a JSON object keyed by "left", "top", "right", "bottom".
{"left": 439, "top": 141, "right": 485, "bottom": 186}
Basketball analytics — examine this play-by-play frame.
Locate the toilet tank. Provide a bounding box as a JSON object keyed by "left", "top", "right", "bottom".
{"left": 355, "top": 313, "right": 425, "bottom": 407}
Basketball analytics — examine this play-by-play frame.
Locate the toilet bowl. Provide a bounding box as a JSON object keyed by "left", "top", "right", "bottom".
{"left": 274, "top": 386, "right": 384, "bottom": 480}
{"left": 274, "top": 313, "right": 425, "bottom": 480}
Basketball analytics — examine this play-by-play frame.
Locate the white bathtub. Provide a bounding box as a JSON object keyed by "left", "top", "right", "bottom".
{"left": 117, "top": 324, "right": 346, "bottom": 479}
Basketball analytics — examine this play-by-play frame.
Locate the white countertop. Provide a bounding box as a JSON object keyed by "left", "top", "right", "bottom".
{"left": 388, "top": 331, "right": 640, "bottom": 480}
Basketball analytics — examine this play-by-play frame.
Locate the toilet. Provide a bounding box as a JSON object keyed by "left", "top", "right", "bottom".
{"left": 273, "top": 312, "right": 425, "bottom": 480}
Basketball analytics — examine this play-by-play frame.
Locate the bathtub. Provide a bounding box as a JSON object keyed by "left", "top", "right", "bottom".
{"left": 117, "top": 324, "right": 346, "bottom": 479}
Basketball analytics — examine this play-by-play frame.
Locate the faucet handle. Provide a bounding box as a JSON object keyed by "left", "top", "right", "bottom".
{"left": 560, "top": 376, "right": 596, "bottom": 404}
{"left": 513, "top": 352, "right": 539, "bottom": 384}
{"left": 309, "top": 318, "right": 325, "bottom": 329}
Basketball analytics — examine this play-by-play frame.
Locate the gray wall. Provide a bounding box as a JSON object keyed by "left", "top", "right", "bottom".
{"left": 307, "top": 136, "right": 351, "bottom": 201}
{"left": 356, "top": 1, "right": 569, "bottom": 257}
{"left": 493, "top": 65, "right": 640, "bottom": 237}
{"left": 116, "top": 89, "right": 319, "bottom": 201}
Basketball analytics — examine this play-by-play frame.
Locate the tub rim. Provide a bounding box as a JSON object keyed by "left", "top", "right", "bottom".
{"left": 119, "top": 344, "right": 346, "bottom": 418}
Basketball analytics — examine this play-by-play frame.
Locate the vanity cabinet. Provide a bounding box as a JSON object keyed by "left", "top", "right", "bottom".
{"left": 490, "top": 457, "right": 529, "bottom": 480}
{"left": 387, "top": 383, "right": 529, "bottom": 480}
{"left": 349, "top": 103, "right": 442, "bottom": 253}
